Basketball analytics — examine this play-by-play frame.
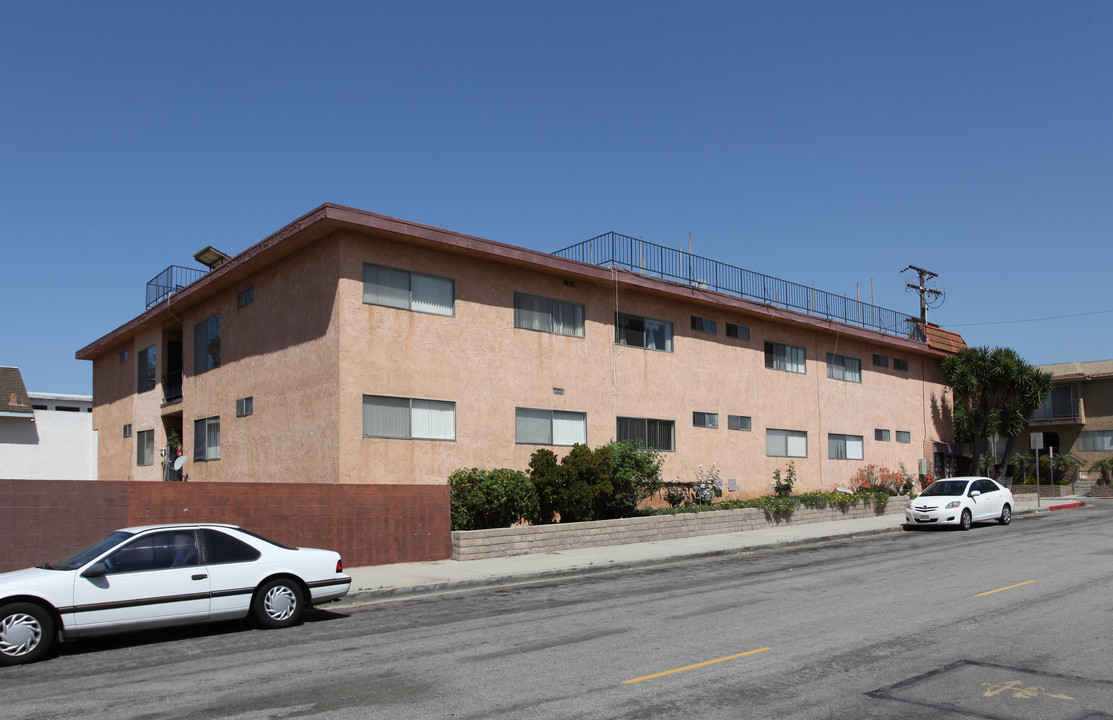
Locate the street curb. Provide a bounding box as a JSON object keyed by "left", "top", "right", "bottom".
{"left": 343, "top": 525, "right": 905, "bottom": 604}
{"left": 1049, "top": 501, "right": 1085, "bottom": 511}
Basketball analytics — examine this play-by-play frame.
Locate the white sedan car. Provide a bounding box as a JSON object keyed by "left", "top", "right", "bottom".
{"left": 0, "top": 523, "right": 351, "bottom": 666}
{"left": 905, "top": 476, "right": 1014, "bottom": 530}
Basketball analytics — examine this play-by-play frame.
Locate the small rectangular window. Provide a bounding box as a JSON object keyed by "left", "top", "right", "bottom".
{"left": 194, "top": 315, "right": 221, "bottom": 374}
{"left": 826, "top": 353, "right": 862, "bottom": 383}
{"left": 765, "top": 342, "right": 806, "bottom": 374}
{"left": 766, "top": 429, "right": 807, "bottom": 458}
{"left": 692, "top": 411, "right": 718, "bottom": 428}
{"left": 896, "top": 430, "right": 912, "bottom": 444}
{"left": 873, "top": 354, "right": 889, "bottom": 368}
{"left": 728, "top": 415, "right": 751, "bottom": 431}
{"left": 616, "top": 416, "right": 675, "bottom": 452}
{"left": 514, "top": 292, "right": 585, "bottom": 337}
{"left": 363, "top": 395, "right": 456, "bottom": 440}
{"left": 236, "top": 397, "right": 253, "bottom": 417}
{"left": 123, "top": 423, "right": 132, "bottom": 438}
{"left": 726, "top": 323, "right": 750, "bottom": 341}
{"left": 363, "top": 263, "right": 455, "bottom": 316}
{"left": 690, "top": 316, "right": 716, "bottom": 334}
{"left": 615, "top": 312, "right": 673, "bottom": 352}
{"left": 193, "top": 416, "right": 221, "bottom": 461}
{"left": 138, "top": 345, "right": 156, "bottom": 393}
{"left": 119, "top": 350, "right": 129, "bottom": 363}
{"left": 237, "top": 286, "right": 254, "bottom": 308}
{"left": 875, "top": 429, "right": 890, "bottom": 442}
{"left": 137, "top": 429, "right": 154, "bottom": 466}
{"left": 894, "top": 358, "right": 909, "bottom": 372}
{"left": 829, "top": 433, "right": 864, "bottom": 460}
{"left": 515, "top": 408, "right": 587, "bottom": 445}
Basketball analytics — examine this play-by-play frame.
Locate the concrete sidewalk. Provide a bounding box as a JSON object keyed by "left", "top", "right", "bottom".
{"left": 340, "top": 495, "right": 1089, "bottom": 604}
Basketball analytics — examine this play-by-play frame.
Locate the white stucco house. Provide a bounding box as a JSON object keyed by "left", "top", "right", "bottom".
{"left": 0, "top": 367, "right": 98, "bottom": 480}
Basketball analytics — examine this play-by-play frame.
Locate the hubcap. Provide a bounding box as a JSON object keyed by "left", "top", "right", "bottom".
{"left": 0, "top": 613, "right": 43, "bottom": 657}
{"left": 264, "top": 586, "right": 297, "bottom": 621}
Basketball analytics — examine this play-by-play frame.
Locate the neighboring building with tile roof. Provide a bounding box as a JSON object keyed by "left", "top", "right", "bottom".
{"left": 0, "top": 367, "right": 97, "bottom": 480}
{"left": 76, "top": 204, "right": 970, "bottom": 496}
{"left": 1024, "top": 359, "right": 1113, "bottom": 473}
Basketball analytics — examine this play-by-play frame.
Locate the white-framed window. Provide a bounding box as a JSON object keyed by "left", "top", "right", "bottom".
{"left": 513, "top": 292, "right": 585, "bottom": 337}
{"left": 728, "top": 415, "right": 752, "bottom": 431}
{"left": 894, "top": 358, "right": 909, "bottom": 372}
{"left": 193, "top": 417, "right": 221, "bottom": 461}
{"left": 873, "top": 354, "right": 889, "bottom": 368}
{"left": 194, "top": 315, "right": 221, "bottom": 374}
{"left": 136, "top": 429, "right": 154, "bottom": 466}
{"left": 362, "top": 263, "right": 455, "bottom": 316}
{"left": 515, "top": 408, "right": 587, "bottom": 445}
{"left": 690, "top": 316, "right": 716, "bottom": 334}
{"left": 1079, "top": 430, "right": 1113, "bottom": 451}
{"left": 875, "top": 428, "right": 890, "bottom": 442}
{"left": 829, "top": 434, "right": 864, "bottom": 460}
{"left": 615, "top": 312, "right": 673, "bottom": 352}
{"left": 138, "top": 345, "right": 156, "bottom": 393}
{"left": 766, "top": 429, "right": 807, "bottom": 458}
{"left": 896, "top": 430, "right": 912, "bottom": 444}
{"left": 693, "top": 411, "right": 718, "bottom": 429}
{"left": 765, "top": 342, "right": 806, "bottom": 374}
{"left": 362, "top": 395, "right": 456, "bottom": 440}
{"left": 726, "top": 323, "right": 750, "bottom": 341}
{"left": 236, "top": 397, "right": 253, "bottom": 417}
{"left": 616, "top": 416, "right": 675, "bottom": 451}
{"left": 826, "top": 353, "right": 862, "bottom": 383}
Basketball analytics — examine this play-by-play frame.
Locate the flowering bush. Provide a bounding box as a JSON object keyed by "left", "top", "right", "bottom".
{"left": 851, "top": 464, "right": 914, "bottom": 495}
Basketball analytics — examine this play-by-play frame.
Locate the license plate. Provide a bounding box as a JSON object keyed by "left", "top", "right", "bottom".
{"left": 916, "top": 513, "right": 931, "bottom": 521}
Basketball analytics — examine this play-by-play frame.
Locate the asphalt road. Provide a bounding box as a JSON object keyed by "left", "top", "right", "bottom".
{"left": 4, "top": 502, "right": 1112, "bottom": 720}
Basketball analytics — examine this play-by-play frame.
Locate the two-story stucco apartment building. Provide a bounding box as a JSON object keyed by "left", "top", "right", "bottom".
{"left": 76, "top": 204, "right": 966, "bottom": 497}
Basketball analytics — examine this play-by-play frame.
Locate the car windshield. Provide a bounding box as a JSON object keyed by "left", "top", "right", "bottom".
{"left": 919, "top": 480, "right": 971, "bottom": 497}
{"left": 41, "top": 531, "right": 134, "bottom": 571}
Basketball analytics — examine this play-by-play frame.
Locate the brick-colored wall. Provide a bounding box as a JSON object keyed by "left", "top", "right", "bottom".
{"left": 452, "top": 497, "right": 910, "bottom": 561}
{"left": 0, "top": 480, "right": 450, "bottom": 573}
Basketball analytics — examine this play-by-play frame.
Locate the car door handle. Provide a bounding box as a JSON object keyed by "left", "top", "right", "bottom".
{"left": 192, "top": 574, "right": 208, "bottom": 581}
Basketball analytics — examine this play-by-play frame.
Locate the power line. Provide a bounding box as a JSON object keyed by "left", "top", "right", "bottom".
{"left": 949, "top": 308, "right": 1113, "bottom": 328}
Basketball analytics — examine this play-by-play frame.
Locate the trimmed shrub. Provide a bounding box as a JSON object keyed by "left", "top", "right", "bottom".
{"left": 449, "top": 468, "right": 539, "bottom": 531}
{"left": 529, "top": 441, "right": 664, "bottom": 523}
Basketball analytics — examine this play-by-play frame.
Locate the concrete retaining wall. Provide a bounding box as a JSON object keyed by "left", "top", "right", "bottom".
{"left": 452, "top": 496, "right": 910, "bottom": 561}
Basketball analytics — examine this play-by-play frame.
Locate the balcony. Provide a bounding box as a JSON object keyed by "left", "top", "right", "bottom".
{"left": 147, "top": 266, "right": 208, "bottom": 309}
{"left": 1029, "top": 397, "right": 1084, "bottom": 424}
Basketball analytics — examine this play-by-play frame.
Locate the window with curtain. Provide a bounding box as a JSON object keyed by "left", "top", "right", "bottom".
{"left": 826, "top": 353, "right": 862, "bottom": 383}
{"left": 1078, "top": 430, "right": 1113, "bottom": 451}
{"left": 514, "top": 292, "right": 585, "bottom": 337}
{"left": 515, "top": 408, "right": 587, "bottom": 445}
{"left": 136, "top": 429, "right": 154, "bottom": 466}
{"left": 194, "top": 315, "right": 221, "bottom": 374}
{"left": 896, "top": 430, "right": 912, "bottom": 444}
{"left": 828, "top": 434, "right": 864, "bottom": 460}
{"left": 362, "top": 395, "right": 456, "bottom": 440}
{"left": 362, "top": 263, "right": 455, "bottom": 317}
{"left": 193, "top": 417, "right": 221, "bottom": 461}
{"left": 766, "top": 428, "right": 807, "bottom": 457}
{"left": 616, "top": 416, "right": 675, "bottom": 451}
{"left": 616, "top": 312, "right": 673, "bottom": 352}
{"left": 764, "top": 342, "right": 806, "bottom": 374}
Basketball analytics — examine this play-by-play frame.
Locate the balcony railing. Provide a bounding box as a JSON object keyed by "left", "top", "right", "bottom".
{"left": 1030, "top": 397, "right": 1083, "bottom": 422}
{"left": 147, "top": 266, "right": 208, "bottom": 308}
{"left": 162, "top": 370, "right": 183, "bottom": 403}
{"left": 554, "top": 232, "right": 922, "bottom": 341}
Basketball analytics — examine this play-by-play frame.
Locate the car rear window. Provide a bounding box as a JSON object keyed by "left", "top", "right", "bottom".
{"left": 202, "top": 529, "right": 262, "bottom": 564}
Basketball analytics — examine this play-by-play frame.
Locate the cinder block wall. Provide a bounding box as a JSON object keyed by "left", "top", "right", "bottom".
{"left": 0, "top": 479, "right": 451, "bottom": 572}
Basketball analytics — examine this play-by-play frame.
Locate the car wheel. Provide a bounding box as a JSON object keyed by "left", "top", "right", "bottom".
{"left": 999, "top": 504, "right": 1012, "bottom": 526}
{"left": 0, "top": 602, "right": 55, "bottom": 666}
{"left": 253, "top": 578, "right": 303, "bottom": 629}
{"left": 959, "top": 509, "right": 972, "bottom": 531}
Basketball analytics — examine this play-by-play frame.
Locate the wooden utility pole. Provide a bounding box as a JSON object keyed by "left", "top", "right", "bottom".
{"left": 903, "top": 265, "right": 943, "bottom": 324}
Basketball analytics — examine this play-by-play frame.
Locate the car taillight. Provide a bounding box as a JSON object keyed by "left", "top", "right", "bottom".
{"left": 336, "top": 558, "right": 343, "bottom": 573}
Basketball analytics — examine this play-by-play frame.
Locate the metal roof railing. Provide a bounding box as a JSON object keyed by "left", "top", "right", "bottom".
{"left": 146, "top": 265, "right": 208, "bottom": 308}
{"left": 554, "top": 232, "right": 922, "bottom": 341}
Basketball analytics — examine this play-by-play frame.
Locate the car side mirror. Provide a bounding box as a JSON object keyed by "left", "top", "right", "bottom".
{"left": 82, "top": 561, "right": 109, "bottom": 579}
{"left": 969, "top": 490, "right": 981, "bottom": 498}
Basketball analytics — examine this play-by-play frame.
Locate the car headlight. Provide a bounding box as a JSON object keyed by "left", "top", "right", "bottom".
{"left": 945, "top": 500, "right": 961, "bottom": 509}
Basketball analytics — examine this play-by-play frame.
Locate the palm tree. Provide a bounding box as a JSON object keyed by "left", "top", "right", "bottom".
{"left": 941, "top": 346, "right": 1053, "bottom": 477}
{"left": 1091, "top": 458, "right": 1113, "bottom": 486}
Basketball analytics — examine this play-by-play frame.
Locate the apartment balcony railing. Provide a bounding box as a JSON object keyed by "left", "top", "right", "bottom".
{"left": 1029, "top": 397, "right": 1084, "bottom": 423}
{"left": 146, "top": 266, "right": 208, "bottom": 309}
{"left": 162, "top": 370, "right": 183, "bottom": 404}
{"left": 554, "top": 232, "right": 922, "bottom": 341}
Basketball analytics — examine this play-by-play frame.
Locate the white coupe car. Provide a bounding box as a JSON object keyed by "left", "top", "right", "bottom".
{"left": 905, "top": 476, "right": 1014, "bottom": 530}
{"left": 0, "top": 523, "right": 351, "bottom": 666}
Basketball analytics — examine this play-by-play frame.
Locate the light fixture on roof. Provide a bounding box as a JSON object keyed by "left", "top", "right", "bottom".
{"left": 193, "top": 246, "right": 231, "bottom": 270}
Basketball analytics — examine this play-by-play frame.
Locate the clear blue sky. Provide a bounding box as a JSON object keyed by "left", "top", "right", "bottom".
{"left": 3, "top": 1, "right": 1110, "bottom": 396}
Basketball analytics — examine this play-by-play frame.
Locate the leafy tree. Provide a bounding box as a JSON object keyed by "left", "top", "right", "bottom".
{"left": 941, "top": 346, "right": 1052, "bottom": 477}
